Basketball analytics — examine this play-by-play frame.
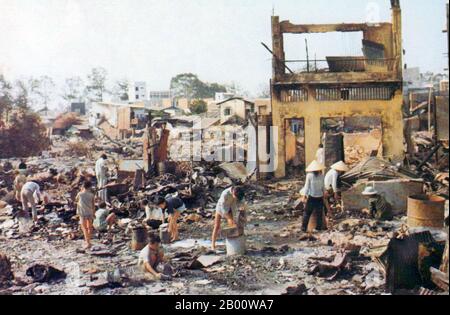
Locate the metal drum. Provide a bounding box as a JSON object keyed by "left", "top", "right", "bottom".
{"left": 131, "top": 225, "right": 148, "bottom": 251}
{"left": 159, "top": 223, "right": 171, "bottom": 244}
{"left": 407, "top": 195, "right": 446, "bottom": 228}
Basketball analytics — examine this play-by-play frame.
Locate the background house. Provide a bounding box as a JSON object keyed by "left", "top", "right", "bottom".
{"left": 71, "top": 102, "right": 86, "bottom": 116}
{"left": 217, "top": 97, "right": 255, "bottom": 124}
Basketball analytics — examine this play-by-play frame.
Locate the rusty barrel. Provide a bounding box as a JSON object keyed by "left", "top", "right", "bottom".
{"left": 159, "top": 223, "right": 171, "bottom": 244}
{"left": 131, "top": 225, "right": 148, "bottom": 251}
{"left": 407, "top": 195, "right": 446, "bottom": 228}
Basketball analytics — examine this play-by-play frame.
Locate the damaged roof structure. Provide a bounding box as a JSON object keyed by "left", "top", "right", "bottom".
{"left": 270, "top": 0, "right": 404, "bottom": 178}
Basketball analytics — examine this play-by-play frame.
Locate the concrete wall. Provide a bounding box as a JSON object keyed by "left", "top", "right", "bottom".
{"left": 220, "top": 99, "right": 247, "bottom": 124}
{"left": 271, "top": 89, "right": 405, "bottom": 178}
{"left": 341, "top": 179, "right": 424, "bottom": 215}
{"left": 90, "top": 103, "right": 119, "bottom": 128}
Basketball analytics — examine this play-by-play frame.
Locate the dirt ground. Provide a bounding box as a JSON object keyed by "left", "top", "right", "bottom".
{"left": 1, "top": 177, "right": 407, "bottom": 296}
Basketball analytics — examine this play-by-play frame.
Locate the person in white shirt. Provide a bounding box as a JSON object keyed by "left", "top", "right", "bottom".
{"left": 300, "top": 161, "right": 329, "bottom": 232}
{"left": 95, "top": 154, "right": 108, "bottom": 202}
{"left": 324, "top": 161, "right": 349, "bottom": 203}
{"left": 20, "top": 181, "right": 42, "bottom": 222}
{"left": 315, "top": 144, "right": 325, "bottom": 167}
{"left": 211, "top": 186, "right": 246, "bottom": 250}
{"left": 142, "top": 199, "right": 164, "bottom": 230}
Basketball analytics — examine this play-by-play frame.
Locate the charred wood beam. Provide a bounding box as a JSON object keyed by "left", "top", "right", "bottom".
{"left": 279, "top": 21, "right": 391, "bottom": 34}
{"left": 261, "top": 42, "right": 294, "bottom": 74}
{"left": 417, "top": 142, "right": 442, "bottom": 172}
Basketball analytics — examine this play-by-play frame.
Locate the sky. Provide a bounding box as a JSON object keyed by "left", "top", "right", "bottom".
{"left": 0, "top": 0, "right": 448, "bottom": 99}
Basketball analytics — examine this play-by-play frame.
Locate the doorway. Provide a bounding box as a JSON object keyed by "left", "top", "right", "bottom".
{"left": 285, "top": 118, "right": 305, "bottom": 177}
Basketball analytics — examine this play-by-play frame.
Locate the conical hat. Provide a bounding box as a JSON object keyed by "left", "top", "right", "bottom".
{"left": 331, "top": 161, "right": 349, "bottom": 172}
{"left": 362, "top": 186, "right": 378, "bottom": 196}
{"left": 306, "top": 160, "right": 325, "bottom": 172}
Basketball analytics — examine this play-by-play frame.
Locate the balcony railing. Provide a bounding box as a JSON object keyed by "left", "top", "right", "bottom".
{"left": 283, "top": 57, "right": 397, "bottom": 74}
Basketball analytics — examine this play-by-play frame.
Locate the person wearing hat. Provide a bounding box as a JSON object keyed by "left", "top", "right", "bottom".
{"left": 324, "top": 161, "right": 349, "bottom": 204}
{"left": 362, "top": 186, "right": 393, "bottom": 221}
{"left": 300, "top": 160, "right": 330, "bottom": 232}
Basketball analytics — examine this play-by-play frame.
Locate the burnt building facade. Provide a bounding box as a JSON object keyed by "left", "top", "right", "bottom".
{"left": 270, "top": 0, "right": 404, "bottom": 178}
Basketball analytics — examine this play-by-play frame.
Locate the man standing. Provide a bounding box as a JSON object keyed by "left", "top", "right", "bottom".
{"left": 324, "top": 161, "right": 349, "bottom": 204}
{"left": 300, "top": 161, "right": 329, "bottom": 232}
{"left": 95, "top": 154, "right": 108, "bottom": 202}
{"left": 211, "top": 186, "right": 246, "bottom": 250}
{"left": 20, "top": 181, "right": 42, "bottom": 222}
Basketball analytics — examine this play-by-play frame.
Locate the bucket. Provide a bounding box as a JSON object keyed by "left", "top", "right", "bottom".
{"left": 407, "top": 195, "right": 446, "bottom": 228}
{"left": 159, "top": 223, "right": 171, "bottom": 244}
{"left": 226, "top": 236, "right": 246, "bottom": 256}
{"left": 130, "top": 226, "right": 148, "bottom": 251}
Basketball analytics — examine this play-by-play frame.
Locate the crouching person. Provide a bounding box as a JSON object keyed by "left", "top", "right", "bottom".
{"left": 93, "top": 202, "right": 117, "bottom": 233}
{"left": 143, "top": 199, "right": 164, "bottom": 230}
{"left": 155, "top": 195, "right": 186, "bottom": 242}
{"left": 211, "top": 186, "right": 245, "bottom": 250}
{"left": 362, "top": 186, "right": 393, "bottom": 221}
{"left": 20, "top": 181, "right": 43, "bottom": 222}
{"left": 138, "top": 234, "right": 172, "bottom": 281}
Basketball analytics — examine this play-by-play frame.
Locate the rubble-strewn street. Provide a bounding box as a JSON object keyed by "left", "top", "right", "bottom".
{"left": 1, "top": 0, "right": 449, "bottom": 298}
{"left": 1, "top": 130, "right": 448, "bottom": 295}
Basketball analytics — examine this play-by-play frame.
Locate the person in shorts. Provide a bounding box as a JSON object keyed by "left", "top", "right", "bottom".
{"left": 155, "top": 195, "right": 186, "bottom": 242}
{"left": 76, "top": 181, "right": 95, "bottom": 249}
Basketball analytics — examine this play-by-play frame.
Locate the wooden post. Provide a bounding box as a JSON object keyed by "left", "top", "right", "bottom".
{"left": 428, "top": 87, "right": 433, "bottom": 133}
{"left": 441, "top": 228, "right": 449, "bottom": 275}
{"left": 255, "top": 113, "right": 260, "bottom": 181}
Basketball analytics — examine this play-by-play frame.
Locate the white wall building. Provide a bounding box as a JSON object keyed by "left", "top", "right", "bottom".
{"left": 128, "top": 82, "right": 147, "bottom": 102}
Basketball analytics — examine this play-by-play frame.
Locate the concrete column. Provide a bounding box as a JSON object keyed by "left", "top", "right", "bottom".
{"left": 305, "top": 116, "right": 321, "bottom": 167}
{"left": 274, "top": 110, "right": 286, "bottom": 178}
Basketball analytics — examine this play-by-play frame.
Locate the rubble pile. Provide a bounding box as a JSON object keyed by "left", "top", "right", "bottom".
{"left": 1, "top": 110, "right": 449, "bottom": 296}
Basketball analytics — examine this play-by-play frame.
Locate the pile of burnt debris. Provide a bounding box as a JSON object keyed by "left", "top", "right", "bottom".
{"left": 1, "top": 122, "right": 449, "bottom": 295}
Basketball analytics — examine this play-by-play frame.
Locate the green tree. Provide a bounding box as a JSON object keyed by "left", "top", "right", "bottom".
{"left": 189, "top": 99, "right": 208, "bottom": 115}
{"left": 170, "top": 73, "right": 199, "bottom": 99}
{"left": 170, "top": 73, "right": 227, "bottom": 99}
{"left": 0, "top": 75, "right": 14, "bottom": 120}
{"left": 86, "top": 67, "right": 108, "bottom": 102}
{"left": 0, "top": 111, "right": 50, "bottom": 158}
{"left": 14, "top": 80, "right": 30, "bottom": 111}
{"left": 62, "top": 76, "right": 85, "bottom": 104}
{"left": 112, "top": 79, "right": 129, "bottom": 101}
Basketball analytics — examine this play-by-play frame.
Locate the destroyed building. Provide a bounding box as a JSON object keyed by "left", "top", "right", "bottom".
{"left": 89, "top": 102, "right": 151, "bottom": 140}
{"left": 270, "top": 0, "right": 404, "bottom": 178}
